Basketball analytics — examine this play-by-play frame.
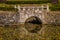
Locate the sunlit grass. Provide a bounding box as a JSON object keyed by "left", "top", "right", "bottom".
{"left": 0, "top": 24, "right": 60, "bottom": 40}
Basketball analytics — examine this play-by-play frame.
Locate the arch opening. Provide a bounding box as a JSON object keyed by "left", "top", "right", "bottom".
{"left": 24, "top": 16, "right": 42, "bottom": 33}
{"left": 25, "top": 16, "right": 42, "bottom": 24}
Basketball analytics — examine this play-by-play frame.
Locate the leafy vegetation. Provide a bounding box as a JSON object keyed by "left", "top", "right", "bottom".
{"left": 0, "top": 7, "right": 17, "bottom": 11}
{"left": 50, "top": 4, "right": 60, "bottom": 11}
{"left": 5, "top": 0, "right": 51, "bottom": 4}
{"left": 0, "top": 0, "right": 60, "bottom": 11}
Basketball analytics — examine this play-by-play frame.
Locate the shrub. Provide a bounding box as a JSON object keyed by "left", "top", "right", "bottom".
{"left": 0, "top": 7, "right": 18, "bottom": 11}
{"left": 5, "top": 0, "right": 51, "bottom": 4}
{"left": 50, "top": 4, "right": 60, "bottom": 11}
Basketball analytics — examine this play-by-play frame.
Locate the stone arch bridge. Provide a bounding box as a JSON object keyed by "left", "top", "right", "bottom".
{"left": 0, "top": 5, "right": 60, "bottom": 25}
{"left": 15, "top": 5, "right": 50, "bottom": 24}
{"left": 0, "top": 4, "right": 52, "bottom": 24}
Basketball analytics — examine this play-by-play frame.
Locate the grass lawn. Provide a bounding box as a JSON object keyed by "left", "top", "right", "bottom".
{"left": 0, "top": 24, "right": 60, "bottom": 40}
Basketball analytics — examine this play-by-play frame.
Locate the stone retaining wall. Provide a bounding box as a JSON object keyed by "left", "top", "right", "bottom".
{"left": 0, "top": 11, "right": 60, "bottom": 25}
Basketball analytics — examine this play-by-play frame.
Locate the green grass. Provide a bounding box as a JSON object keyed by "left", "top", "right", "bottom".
{"left": 0, "top": 0, "right": 59, "bottom": 11}
{"left": 0, "top": 24, "right": 60, "bottom": 40}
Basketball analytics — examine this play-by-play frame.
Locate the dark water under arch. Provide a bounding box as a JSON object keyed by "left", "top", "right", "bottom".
{"left": 24, "top": 16, "right": 42, "bottom": 33}
{"left": 25, "top": 16, "right": 42, "bottom": 24}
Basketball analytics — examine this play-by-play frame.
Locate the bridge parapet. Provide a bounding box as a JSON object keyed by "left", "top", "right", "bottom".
{"left": 14, "top": 4, "right": 49, "bottom": 12}
{"left": 14, "top": 4, "right": 50, "bottom": 24}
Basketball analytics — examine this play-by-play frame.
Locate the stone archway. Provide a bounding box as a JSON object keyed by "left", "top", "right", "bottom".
{"left": 24, "top": 16, "right": 42, "bottom": 33}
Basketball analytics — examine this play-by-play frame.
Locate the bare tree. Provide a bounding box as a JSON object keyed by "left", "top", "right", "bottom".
{"left": 0, "top": 0, "right": 6, "bottom": 3}
{"left": 51, "top": 0, "right": 59, "bottom": 4}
